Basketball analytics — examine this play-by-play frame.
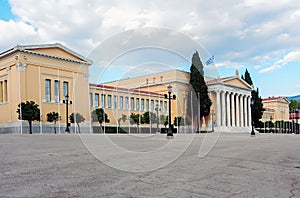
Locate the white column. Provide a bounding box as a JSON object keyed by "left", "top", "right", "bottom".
{"left": 221, "top": 91, "right": 226, "bottom": 126}
{"left": 231, "top": 93, "right": 235, "bottom": 127}
{"left": 226, "top": 92, "right": 231, "bottom": 127}
{"left": 248, "top": 96, "right": 251, "bottom": 127}
{"left": 240, "top": 95, "right": 244, "bottom": 127}
{"left": 244, "top": 96, "right": 247, "bottom": 127}
{"left": 236, "top": 94, "right": 240, "bottom": 127}
{"left": 216, "top": 91, "right": 221, "bottom": 127}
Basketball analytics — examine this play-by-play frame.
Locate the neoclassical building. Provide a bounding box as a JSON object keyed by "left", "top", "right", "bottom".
{"left": 0, "top": 43, "right": 252, "bottom": 133}
{"left": 261, "top": 96, "right": 290, "bottom": 122}
{"left": 96, "top": 69, "right": 253, "bottom": 132}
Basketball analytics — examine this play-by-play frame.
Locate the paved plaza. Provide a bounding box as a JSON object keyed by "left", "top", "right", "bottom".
{"left": 0, "top": 133, "right": 300, "bottom": 197}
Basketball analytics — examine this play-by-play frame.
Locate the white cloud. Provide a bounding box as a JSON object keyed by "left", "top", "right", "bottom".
{"left": 260, "top": 50, "right": 300, "bottom": 73}
{"left": 0, "top": 0, "right": 299, "bottom": 70}
{"left": 259, "top": 65, "right": 281, "bottom": 73}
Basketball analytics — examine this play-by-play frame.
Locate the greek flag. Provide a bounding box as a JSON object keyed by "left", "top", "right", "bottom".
{"left": 205, "top": 55, "right": 215, "bottom": 65}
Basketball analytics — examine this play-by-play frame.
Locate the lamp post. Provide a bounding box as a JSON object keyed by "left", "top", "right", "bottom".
{"left": 63, "top": 95, "right": 72, "bottom": 133}
{"left": 155, "top": 104, "right": 161, "bottom": 133}
{"left": 211, "top": 109, "right": 215, "bottom": 132}
{"left": 296, "top": 109, "right": 299, "bottom": 134}
{"left": 250, "top": 99, "right": 255, "bottom": 136}
{"left": 270, "top": 115, "right": 273, "bottom": 133}
{"left": 197, "top": 92, "right": 201, "bottom": 133}
{"left": 165, "top": 85, "right": 176, "bottom": 139}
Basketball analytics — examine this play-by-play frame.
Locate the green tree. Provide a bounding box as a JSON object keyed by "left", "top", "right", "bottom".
{"left": 70, "top": 112, "right": 85, "bottom": 133}
{"left": 174, "top": 116, "right": 183, "bottom": 133}
{"left": 17, "top": 101, "right": 40, "bottom": 134}
{"left": 159, "top": 114, "right": 168, "bottom": 125}
{"left": 91, "top": 108, "right": 110, "bottom": 132}
{"left": 242, "top": 69, "right": 264, "bottom": 128}
{"left": 289, "top": 100, "right": 300, "bottom": 112}
{"left": 117, "top": 114, "right": 127, "bottom": 132}
{"left": 188, "top": 51, "right": 212, "bottom": 129}
{"left": 142, "top": 111, "right": 157, "bottom": 132}
{"left": 241, "top": 69, "right": 253, "bottom": 86}
{"left": 130, "top": 113, "right": 142, "bottom": 133}
{"left": 47, "top": 112, "right": 60, "bottom": 134}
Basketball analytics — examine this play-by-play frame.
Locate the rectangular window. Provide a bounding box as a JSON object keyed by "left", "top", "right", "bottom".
{"left": 120, "top": 96, "right": 123, "bottom": 109}
{"left": 114, "top": 95, "right": 117, "bottom": 109}
{"left": 125, "top": 97, "right": 129, "bottom": 110}
{"left": 45, "top": 79, "right": 51, "bottom": 102}
{"left": 164, "top": 101, "right": 167, "bottom": 112}
{"left": 101, "top": 94, "right": 106, "bottom": 108}
{"left": 63, "top": 81, "right": 68, "bottom": 97}
{"left": 108, "top": 95, "right": 112, "bottom": 108}
{"left": 146, "top": 99, "right": 149, "bottom": 111}
{"left": 95, "top": 93, "right": 99, "bottom": 107}
{"left": 89, "top": 93, "right": 93, "bottom": 107}
{"left": 4, "top": 80, "right": 7, "bottom": 102}
{"left": 141, "top": 99, "right": 144, "bottom": 111}
{"left": 160, "top": 100, "right": 163, "bottom": 109}
{"left": 136, "top": 98, "right": 140, "bottom": 111}
{"left": 130, "top": 97, "right": 134, "bottom": 110}
{"left": 0, "top": 81, "right": 3, "bottom": 103}
{"left": 151, "top": 100, "right": 154, "bottom": 111}
{"left": 54, "top": 80, "right": 60, "bottom": 103}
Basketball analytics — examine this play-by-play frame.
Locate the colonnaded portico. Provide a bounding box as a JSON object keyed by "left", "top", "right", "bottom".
{"left": 207, "top": 74, "right": 252, "bottom": 132}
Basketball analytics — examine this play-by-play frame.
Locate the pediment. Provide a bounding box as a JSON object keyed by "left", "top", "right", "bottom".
{"left": 20, "top": 43, "right": 92, "bottom": 64}
{"left": 223, "top": 77, "right": 252, "bottom": 90}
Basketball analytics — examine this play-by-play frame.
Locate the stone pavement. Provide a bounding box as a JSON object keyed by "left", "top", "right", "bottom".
{"left": 0, "top": 133, "right": 299, "bottom": 197}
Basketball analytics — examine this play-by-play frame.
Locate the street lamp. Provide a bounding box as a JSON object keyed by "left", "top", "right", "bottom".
{"left": 250, "top": 99, "right": 255, "bottom": 136}
{"left": 155, "top": 104, "right": 161, "bottom": 133}
{"left": 270, "top": 115, "right": 273, "bottom": 133}
{"left": 63, "top": 95, "right": 72, "bottom": 133}
{"left": 165, "top": 85, "right": 176, "bottom": 139}
{"left": 211, "top": 109, "right": 215, "bottom": 132}
{"left": 296, "top": 109, "right": 299, "bottom": 134}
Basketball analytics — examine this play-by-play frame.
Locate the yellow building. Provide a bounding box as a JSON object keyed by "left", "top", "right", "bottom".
{"left": 99, "top": 69, "right": 253, "bottom": 132}
{"left": 261, "top": 96, "right": 290, "bottom": 122}
{"left": 0, "top": 43, "right": 92, "bottom": 133}
{"left": 0, "top": 43, "right": 253, "bottom": 133}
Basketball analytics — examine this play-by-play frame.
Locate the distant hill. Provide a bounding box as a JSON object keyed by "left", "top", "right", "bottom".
{"left": 287, "top": 95, "right": 300, "bottom": 102}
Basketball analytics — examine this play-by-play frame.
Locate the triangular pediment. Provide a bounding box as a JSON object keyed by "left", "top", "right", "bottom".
{"left": 223, "top": 77, "right": 252, "bottom": 90}
{"left": 19, "top": 43, "right": 92, "bottom": 64}
{"left": 278, "top": 97, "right": 290, "bottom": 104}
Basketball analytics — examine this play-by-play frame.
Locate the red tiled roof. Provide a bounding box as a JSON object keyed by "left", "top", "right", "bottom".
{"left": 262, "top": 97, "right": 282, "bottom": 101}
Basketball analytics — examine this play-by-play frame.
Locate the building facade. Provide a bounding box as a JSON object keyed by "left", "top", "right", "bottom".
{"left": 261, "top": 96, "right": 290, "bottom": 122}
{"left": 0, "top": 43, "right": 92, "bottom": 133}
{"left": 0, "top": 43, "right": 252, "bottom": 133}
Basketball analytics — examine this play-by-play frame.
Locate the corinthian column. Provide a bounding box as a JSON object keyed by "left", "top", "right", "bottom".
{"left": 240, "top": 95, "right": 244, "bottom": 127}
{"left": 248, "top": 96, "right": 251, "bottom": 127}
{"left": 231, "top": 93, "right": 235, "bottom": 127}
{"left": 226, "top": 92, "right": 231, "bottom": 127}
{"left": 236, "top": 94, "right": 240, "bottom": 127}
{"left": 216, "top": 91, "right": 221, "bottom": 127}
{"left": 244, "top": 96, "right": 247, "bottom": 127}
{"left": 221, "top": 91, "right": 226, "bottom": 126}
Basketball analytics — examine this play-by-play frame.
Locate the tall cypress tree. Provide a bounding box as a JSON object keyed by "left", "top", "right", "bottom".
{"left": 242, "top": 69, "right": 264, "bottom": 127}
{"left": 187, "top": 51, "right": 212, "bottom": 128}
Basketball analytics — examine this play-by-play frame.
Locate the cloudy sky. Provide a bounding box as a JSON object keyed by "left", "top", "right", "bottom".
{"left": 1, "top": 0, "right": 300, "bottom": 98}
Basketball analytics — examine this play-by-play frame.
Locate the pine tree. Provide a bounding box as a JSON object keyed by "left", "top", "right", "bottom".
{"left": 188, "top": 51, "right": 212, "bottom": 130}
{"left": 242, "top": 69, "right": 253, "bottom": 86}
{"left": 242, "top": 69, "right": 264, "bottom": 127}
